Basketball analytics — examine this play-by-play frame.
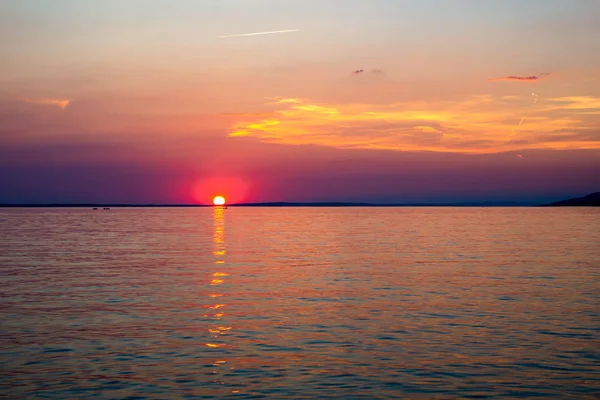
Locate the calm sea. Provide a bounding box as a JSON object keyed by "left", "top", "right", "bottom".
{"left": 1, "top": 207, "right": 599, "bottom": 399}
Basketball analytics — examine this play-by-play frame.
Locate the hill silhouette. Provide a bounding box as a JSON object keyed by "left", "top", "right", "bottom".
{"left": 541, "top": 192, "right": 600, "bottom": 207}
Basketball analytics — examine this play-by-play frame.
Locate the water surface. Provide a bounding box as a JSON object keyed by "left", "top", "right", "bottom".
{"left": 1, "top": 207, "right": 599, "bottom": 398}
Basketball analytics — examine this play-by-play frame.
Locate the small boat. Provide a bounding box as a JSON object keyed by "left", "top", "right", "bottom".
{"left": 103, "top": 207, "right": 110, "bottom": 210}
{"left": 93, "top": 208, "right": 98, "bottom": 210}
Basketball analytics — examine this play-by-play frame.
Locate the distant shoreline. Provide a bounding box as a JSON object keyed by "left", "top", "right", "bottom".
{"left": 0, "top": 202, "right": 537, "bottom": 208}
{"left": 1, "top": 192, "right": 598, "bottom": 208}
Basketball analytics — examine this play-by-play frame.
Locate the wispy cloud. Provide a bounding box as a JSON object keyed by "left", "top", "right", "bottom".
{"left": 545, "top": 96, "right": 600, "bottom": 111}
{"left": 216, "top": 29, "right": 299, "bottom": 39}
{"left": 352, "top": 68, "right": 384, "bottom": 75}
{"left": 488, "top": 75, "right": 540, "bottom": 82}
{"left": 219, "top": 112, "right": 274, "bottom": 117}
{"left": 227, "top": 95, "right": 600, "bottom": 153}
{"left": 22, "top": 98, "right": 70, "bottom": 109}
{"left": 488, "top": 72, "right": 554, "bottom": 82}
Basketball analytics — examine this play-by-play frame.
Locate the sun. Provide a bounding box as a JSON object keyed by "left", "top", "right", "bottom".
{"left": 213, "top": 196, "right": 226, "bottom": 206}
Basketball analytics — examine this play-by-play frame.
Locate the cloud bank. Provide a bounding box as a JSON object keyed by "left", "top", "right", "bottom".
{"left": 228, "top": 95, "right": 600, "bottom": 153}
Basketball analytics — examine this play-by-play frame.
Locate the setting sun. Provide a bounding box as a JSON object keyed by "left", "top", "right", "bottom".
{"left": 213, "top": 196, "right": 226, "bottom": 206}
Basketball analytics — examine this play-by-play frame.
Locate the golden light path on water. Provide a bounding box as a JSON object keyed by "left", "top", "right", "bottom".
{"left": 206, "top": 206, "right": 236, "bottom": 393}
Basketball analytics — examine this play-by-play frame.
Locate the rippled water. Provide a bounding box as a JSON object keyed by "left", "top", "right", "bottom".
{"left": 1, "top": 207, "right": 599, "bottom": 399}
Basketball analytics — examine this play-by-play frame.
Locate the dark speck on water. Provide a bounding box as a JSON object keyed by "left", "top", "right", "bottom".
{"left": 1, "top": 207, "right": 599, "bottom": 398}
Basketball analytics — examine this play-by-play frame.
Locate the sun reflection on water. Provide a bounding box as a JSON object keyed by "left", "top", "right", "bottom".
{"left": 206, "top": 206, "right": 234, "bottom": 392}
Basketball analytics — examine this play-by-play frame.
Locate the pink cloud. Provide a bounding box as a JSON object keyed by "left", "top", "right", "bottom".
{"left": 488, "top": 75, "right": 539, "bottom": 82}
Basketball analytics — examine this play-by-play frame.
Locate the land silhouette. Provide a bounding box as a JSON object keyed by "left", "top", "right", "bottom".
{"left": 1, "top": 192, "right": 598, "bottom": 207}
{"left": 541, "top": 192, "right": 600, "bottom": 207}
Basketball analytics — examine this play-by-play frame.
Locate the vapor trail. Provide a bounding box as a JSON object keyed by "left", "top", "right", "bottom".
{"left": 217, "top": 29, "right": 299, "bottom": 39}
{"left": 512, "top": 92, "right": 539, "bottom": 135}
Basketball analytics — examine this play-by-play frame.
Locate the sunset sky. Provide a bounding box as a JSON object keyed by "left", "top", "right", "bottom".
{"left": 1, "top": 0, "right": 599, "bottom": 204}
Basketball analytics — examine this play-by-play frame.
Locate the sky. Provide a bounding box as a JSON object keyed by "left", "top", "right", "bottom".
{"left": 1, "top": 0, "right": 599, "bottom": 204}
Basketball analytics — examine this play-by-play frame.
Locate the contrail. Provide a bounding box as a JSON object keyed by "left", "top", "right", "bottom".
{"left": 217, "top": 29, "right": 299, "bottom": 39}
{"left": 512, "top": 92, "right": 539, "bottom": 135}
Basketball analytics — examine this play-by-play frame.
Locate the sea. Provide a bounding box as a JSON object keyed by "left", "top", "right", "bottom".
{"left": 1, "top": 207, "right": 599, "bottom": 399}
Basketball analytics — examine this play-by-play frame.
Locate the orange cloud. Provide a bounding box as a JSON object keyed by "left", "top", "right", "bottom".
{"left": 22, "top": 98, "right": 70, "bottom": 109}
{"left": 228, "top": 95, "right": 600, "bottom": 153}
{"left": 219, "top": 112, "right": 274, "bottom": 117}
{"left": 545, "top": 96, "right": 600, "bottom": 112}
{"left": 488, "top": 75, "right": 539, "bottom": 82}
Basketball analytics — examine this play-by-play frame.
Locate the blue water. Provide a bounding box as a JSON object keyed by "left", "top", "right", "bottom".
{"left": 1, "top": 207, "right": 599, "bottom": 398}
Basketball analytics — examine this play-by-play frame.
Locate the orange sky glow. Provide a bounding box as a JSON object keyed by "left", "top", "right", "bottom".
{"left": 0, "top": 0, "right": 598, "bottom": 204}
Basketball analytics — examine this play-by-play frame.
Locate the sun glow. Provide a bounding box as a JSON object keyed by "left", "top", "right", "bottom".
{"left": 213, "top": 196, "right": 226, "bottom": 206}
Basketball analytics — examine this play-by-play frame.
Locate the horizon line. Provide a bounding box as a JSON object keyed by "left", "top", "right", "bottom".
{"left": 0, "top": 201, "right": 544, "bottom": 208}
